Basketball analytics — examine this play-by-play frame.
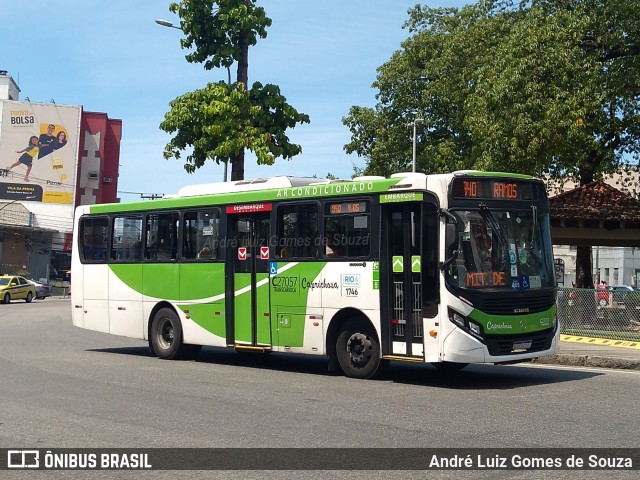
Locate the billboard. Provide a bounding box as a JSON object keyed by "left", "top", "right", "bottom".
{"left": 0, "top": 101, "right": 81, "bottom": 204}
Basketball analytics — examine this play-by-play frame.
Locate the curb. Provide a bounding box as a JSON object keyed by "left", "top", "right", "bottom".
{"left": 532, "top": 354, "right": 640, "bottom": 371}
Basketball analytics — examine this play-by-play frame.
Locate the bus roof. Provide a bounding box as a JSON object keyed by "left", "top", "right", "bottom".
{"left": 85, "top": 171, "right": 538, "bottom": 215}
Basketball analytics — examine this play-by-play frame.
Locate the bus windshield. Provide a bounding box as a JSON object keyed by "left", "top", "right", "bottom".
{"left": 445, "top": 207, "right": 555, "bottom": 290}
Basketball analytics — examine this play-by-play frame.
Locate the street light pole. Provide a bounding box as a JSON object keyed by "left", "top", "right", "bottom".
{"left": 408, "top": 118, "right": 423, "bottom": 173}
{"left": 155, "top": 19, "right": 179, "bottom": 29}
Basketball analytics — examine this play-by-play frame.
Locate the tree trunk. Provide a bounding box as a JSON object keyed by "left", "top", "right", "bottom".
{"left": 573, "top": 163, "right": 596, "bottom": 288}
{"left": 231, "top": 23, "right": 249, "bottom": 182}
{"left": 230, "top": 150, "right": 244, "bottom": 181}
{"left": 575, "top": 245, "right": 594, "bottom": 288}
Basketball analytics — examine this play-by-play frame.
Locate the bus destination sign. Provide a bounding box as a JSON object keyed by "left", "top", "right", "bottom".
{"left": 451, "top": 178, "right": 536, "bottom": 201}
{"left": 226, "top": 203, "right": 273, "bottom": 214}
{"left": 328, "top": 202, "right": 368, "bottom": 215}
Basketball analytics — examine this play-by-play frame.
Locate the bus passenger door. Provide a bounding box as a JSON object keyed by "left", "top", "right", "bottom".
{"left": 380, "top": 203, "right": 424, "bottom": 358}
{"left": 228, "top": 213, "right": 272, "bottom": 348}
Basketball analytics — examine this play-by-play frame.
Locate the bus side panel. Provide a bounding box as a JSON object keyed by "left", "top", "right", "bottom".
{"left": 269, "top": 261, "right": 326, "bottom": 352}
{"left": 178, "top": 263, "right": 227, "bottom": 347}
{"left": 320, "top": 262, "right": 377, "bottom": 317}
{"left": 108, "top": 265, "right": 144, "bottom": 339}
{"left": 82, "top": 264, "right": 110, "bottom": 334}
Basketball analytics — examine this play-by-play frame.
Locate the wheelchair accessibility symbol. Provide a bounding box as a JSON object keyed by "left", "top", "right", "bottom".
{"left": 270, "top": 262, "right": 278, "bottom": 275}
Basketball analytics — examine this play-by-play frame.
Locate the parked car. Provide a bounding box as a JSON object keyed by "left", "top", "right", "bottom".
{"left": 27, "top": 279, "right": 53, "bottom": 299}
{"left": 610, "top": 285, "right": 639, "bottom": 304}
{"left": 0, "top": 275, "right": 37, "bottom": 304}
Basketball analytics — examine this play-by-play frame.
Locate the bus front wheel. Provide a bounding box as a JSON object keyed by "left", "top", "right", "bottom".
{"left": 336, "top": 320, "right": 387, "bottom": 379}
{"left": 151, "top": 308, "right": 190, "bottom": 360}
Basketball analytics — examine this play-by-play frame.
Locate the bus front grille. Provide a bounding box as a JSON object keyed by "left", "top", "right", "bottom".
{"left": 476, "top": 291, "right": 555, "bottom": 315}
{"left": 484, "top": 329, "right": 554, "bottom": 356}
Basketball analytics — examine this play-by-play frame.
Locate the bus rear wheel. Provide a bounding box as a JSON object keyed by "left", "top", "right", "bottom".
{"left": 336, "top": 320, "right": 387, "bottom": 379}
{"left": 151, "top": 308, "right": 193, "bottom": 360}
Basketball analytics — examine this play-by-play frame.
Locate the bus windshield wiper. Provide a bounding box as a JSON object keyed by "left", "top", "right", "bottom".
{"left": 530, "top": 205, "right": 537, "bottom": 250}
{"left": 479, "top": 204, "right": 508, "bottom": 247}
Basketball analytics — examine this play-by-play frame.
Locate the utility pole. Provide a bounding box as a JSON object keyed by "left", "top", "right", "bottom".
{"left": 408, "top": 118, "right": 424, "bottom": 172}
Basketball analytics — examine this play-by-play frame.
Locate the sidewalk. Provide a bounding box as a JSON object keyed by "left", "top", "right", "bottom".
{"left": 532, "top": 335, "right": 640, "bottom": 370}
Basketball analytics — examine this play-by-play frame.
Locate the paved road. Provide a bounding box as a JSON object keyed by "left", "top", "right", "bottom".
{"left": 1, "top": 299, "right": 639, "bottom": 479}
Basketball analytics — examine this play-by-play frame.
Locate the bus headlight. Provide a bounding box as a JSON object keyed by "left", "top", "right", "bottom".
{"left": 468, "top": 321, "right": 482, "bottom": 336}
{"left": 451, "top": 311, "right": 465, "bottom": 328}
{"left": 448, "top": 308, "right": 484, "bottom": 340}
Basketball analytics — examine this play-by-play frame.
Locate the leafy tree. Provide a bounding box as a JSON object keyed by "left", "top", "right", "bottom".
{"left": 343, "top": 0, "right": 640, "bottom": 287}
{"left": 161, "top": 0, "right": 309, "bottom": 180}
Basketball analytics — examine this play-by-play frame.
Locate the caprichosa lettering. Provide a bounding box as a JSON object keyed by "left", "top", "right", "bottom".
{"left": 301, "top": 278, "right": 339, "bottom": 290}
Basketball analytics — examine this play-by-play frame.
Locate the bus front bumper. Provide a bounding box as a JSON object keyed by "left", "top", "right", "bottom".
{"left": 441, "top": 325, "right": 560, "bottom": 364}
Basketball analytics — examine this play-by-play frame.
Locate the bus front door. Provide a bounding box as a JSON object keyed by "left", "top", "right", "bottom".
{"left": 228, "top": 213, "right": 272, "bottom": 348}
{"left": 381, "top": 203, "right": 424, "bottom": 358}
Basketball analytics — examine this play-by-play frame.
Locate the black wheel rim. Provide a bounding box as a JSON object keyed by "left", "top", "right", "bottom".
{"left": 345, "top": 332, "right": 372, "bottom": 366}
{"left": 157, "top": 317, "right": 175, "bottom": 350}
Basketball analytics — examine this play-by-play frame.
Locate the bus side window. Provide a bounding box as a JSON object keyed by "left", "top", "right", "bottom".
{"left": 111, "top": 215, "right": 142, "bottom": 262}
{"left": 145, "top": 212, "right": 179, "bottom": 262}
{"left": 323, "top": 202, "right": 370, "bottom": 258}
{"left": 276, "top": 203, "right": 319, "bottom": 259}
{"left": 183, "top": 209, "right": 220, "bottom": 261}
{"left": 80, "top": 216, "right": 109, "bottom": 263}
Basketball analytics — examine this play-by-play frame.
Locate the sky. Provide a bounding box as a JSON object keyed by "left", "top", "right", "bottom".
{"left": 2, "top": 0, "right": 467, "bottom": 201}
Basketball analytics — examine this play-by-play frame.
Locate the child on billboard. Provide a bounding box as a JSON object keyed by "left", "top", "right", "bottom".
{"left": 7, "top": 135, "right": 39, "bottom": 182}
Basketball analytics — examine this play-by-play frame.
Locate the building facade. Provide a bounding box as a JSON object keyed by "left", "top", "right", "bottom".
{"left": 0, "top": 71, "right": 121, "bottom": 281}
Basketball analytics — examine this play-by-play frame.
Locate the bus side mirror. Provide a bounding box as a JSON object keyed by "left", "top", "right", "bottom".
{"left": 440, "top": 209, "right": 459, "bottom": 271}
{"left": 445, "top": 223, "right": 457, "bottom": 252}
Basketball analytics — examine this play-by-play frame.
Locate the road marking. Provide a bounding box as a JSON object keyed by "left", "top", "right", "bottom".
{"left": 560, "top": 334, "right": 640, "bottom": 350}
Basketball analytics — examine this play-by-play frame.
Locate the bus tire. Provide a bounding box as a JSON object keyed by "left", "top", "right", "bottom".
{"left": 151, "top": 308, "right": 188, "bottom": 360}
{"left": 336, "top": 320, "right": 387, "bottom": 379}
{"left": 432, "top": 361, "right": 468, "bottom": 372}
{"left": 3, "top": 293, "right": 10, "bottom": 304}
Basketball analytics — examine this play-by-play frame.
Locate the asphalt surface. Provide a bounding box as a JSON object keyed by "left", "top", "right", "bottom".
{"left": 43, "top": 294, "right": 640, "bottom": 371}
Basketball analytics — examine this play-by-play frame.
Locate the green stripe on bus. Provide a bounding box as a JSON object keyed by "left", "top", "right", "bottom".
{"left": 469, "top": 305, "right": 557, "bottom": 335}
{"left": 89, "top": 178, "right": 404, "bottom": 214}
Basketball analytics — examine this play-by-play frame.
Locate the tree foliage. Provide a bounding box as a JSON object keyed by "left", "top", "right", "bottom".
{"left": 160, "top": 81, "right": 309, "bottom": 173}
{"left": 343, "top": 0, "right": 640, "bottom": 288}
{"left": 161, "top": 1, "right": 309, "bottom": 180}
{"left": 343, "top": 0, "right": 640, "bottom": 185}
{"left": 170, "top": 0, "right": 271, "bottom": 73}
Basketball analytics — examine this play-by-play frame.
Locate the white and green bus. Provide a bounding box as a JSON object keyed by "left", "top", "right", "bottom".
{"left": 71, "top": 171, "right": 558, "bottom": 379}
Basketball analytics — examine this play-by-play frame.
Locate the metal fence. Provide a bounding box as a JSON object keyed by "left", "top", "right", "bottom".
{"left": 558, "top": 288, "right": 640, "bottom": 341}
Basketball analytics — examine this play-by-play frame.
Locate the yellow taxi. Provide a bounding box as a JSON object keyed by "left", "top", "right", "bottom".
{"left": 0, "top": 275, "right": 37, "bottom": 304}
